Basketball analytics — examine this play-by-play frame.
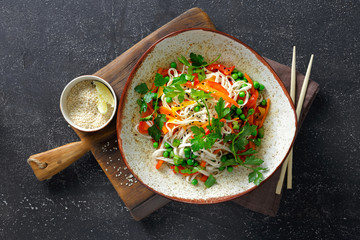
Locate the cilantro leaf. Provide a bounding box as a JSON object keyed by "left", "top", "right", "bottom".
{"left": 154, "top": 73, "right": 167, "bottom": 87}
{"left": 224, "top": 133, "right": 236, "bottom": 142}
{"left": 140, "top": 115, "right": 152, "bottom": 121}
{"left": 144, "top": 92, "right": 154, "bottom": 103}
{"left": 134, "top": 83, "right": 149, "bottom": 94}
{"left": 136, "top": 98, "right": 147, "bottom": 113}
{"left": 148, "top": 125, "right": 162, "bottom": 142}
{"left": 215, "top": 97, "right": 230, "bottom": 119}
{"left": 163, "top": 84, "right": 185, "bottom": 103}
{"left": 237, "top": 148, "right": 258, "bottom": 156}
{"left": 172, "top": 74, "right": 187, "bottom": 85}
{"left": 244, "top": 155, "right": 264, "bottom": 166}
{"left": 191, "top": 126, "right": 205, "bottom": 135}
{"left": 190, "top": 53, "right": 207, "bottom": 67}
{"left": 220, "top": 158, "right": 238, "bottom": 168}
{"left": 233, "top": 124, "right": 257, "bottom": 152}
{"left": 190, "top": 89, "right": 213, "bottom": 101}
{"left": 147, "top": 114, "right": 166, "bottom": 141}
{"left": 178, "top": 55, "right": 190, "bottom": 66}
{"left": 154, "top": 114, "right": 166, "bottom": 129}
{"left": 248, "top": 167, "right": 267, "bottom": 186}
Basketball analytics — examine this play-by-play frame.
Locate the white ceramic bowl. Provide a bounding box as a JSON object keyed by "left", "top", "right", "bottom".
{"left": 60, "top": 75, "right": 117, "bottom": 132}
{"left": 117, "top": 28, "right": 297, "bottom": 203}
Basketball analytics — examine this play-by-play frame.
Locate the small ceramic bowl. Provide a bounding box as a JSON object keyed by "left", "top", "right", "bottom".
{"left": 60, "top": 75, "right": 117, "bottom": 132}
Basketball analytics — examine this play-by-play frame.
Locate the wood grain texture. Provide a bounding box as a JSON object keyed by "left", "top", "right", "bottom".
{"left": 71, "top": 8, "right": 216, "bottom": 220}
{"left": 28, "top": 141, "right": 91, "bottom": 181}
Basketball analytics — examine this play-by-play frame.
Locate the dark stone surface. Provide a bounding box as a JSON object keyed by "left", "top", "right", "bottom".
{"left": 1, "top": 1, "right": 359, "bottom": 239}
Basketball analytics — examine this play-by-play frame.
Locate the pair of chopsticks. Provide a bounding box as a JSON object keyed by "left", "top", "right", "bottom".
{"left": 276, "top": 46, "right": 314, "bottom": 194}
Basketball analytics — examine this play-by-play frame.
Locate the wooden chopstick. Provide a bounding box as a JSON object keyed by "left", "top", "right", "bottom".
{"left": 276, "top": 53, "right": 314, "bottom": 194}
{"left": 287, "top": 54, "right": 314, "bottom": 188}
{"left": 276, "top": 46, "right": 296, "bottom": 194}
{"left": 286, "top": 47, "right": 298, "bottom": 189}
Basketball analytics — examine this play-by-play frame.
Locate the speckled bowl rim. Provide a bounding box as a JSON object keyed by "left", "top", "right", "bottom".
{"left": 116, "top": 28, "right": 297, "bottom": 204}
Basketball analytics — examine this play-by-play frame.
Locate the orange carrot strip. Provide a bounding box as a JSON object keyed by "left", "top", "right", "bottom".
{"left": 196, "top": 83, "right": 240, "bottom": 108}
{"left": 200, "top": 160, "right": 207, "bottom": 168}
{"left": 156, "top": 160, "right": 164, "bottom": 169}
{"left": 213, "top": 149, "right": 221, "bottom": 154}
{"left": 200, "top": 175, "right": 208, "bottom": 182}
{"left": 206, "top": 81, "right": 229, "bottom": 95}
{"left": 244, "top": 73, "right": 255, "bottom": 94}
{"left": 259, "top": 99, "right": 271, "bottom": 128}
{"left": 159, "top": 106, "right": 174, "bottom": 117}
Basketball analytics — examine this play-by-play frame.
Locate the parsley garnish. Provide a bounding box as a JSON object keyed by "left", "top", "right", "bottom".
{"left": 163, "top": 74, "right": 187, "bottom": 103}
{"left": 134, "top": 83, "right": 149, "bottom": 94}
{"left": 148, "top": 114, "right": 166, "bottom": 141}
{"left": 224, "top": 123, "right": 268, "bottom": 186}
{"left": 178, "top": 53, "right": 221, "bottom": 84}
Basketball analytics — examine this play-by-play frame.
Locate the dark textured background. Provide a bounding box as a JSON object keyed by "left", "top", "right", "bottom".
{"left": 1, "top": 1, "right": 359, "bottom": 239}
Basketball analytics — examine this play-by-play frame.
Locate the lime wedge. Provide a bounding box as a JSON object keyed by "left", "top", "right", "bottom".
{"left": 97, "top": 97, "right": 108, "bottom": 115}
{"left": 93, "top": 81, "right": 115, "bottom": 107}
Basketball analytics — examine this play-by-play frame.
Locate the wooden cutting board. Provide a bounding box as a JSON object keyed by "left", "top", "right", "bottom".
{"left": 28, "top": 8, "right": 215, "bottom": 221}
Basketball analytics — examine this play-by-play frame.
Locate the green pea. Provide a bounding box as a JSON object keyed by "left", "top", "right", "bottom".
{"left": 166, "top": 147, "right": 172, "bottom": 152}
{"left": 241, "top": 83, "right": 248, "bottom": 88}
{"left": 170, "top": 151, "right": 175, "bottom": 158}
{"left": 243, "top": 78, "right": 248, "bottom": 83}
{"left": 221, "top": 155, "right": 227, "bottom": 162}
{"left": 191, "top": 179, "right": 198, "bottom": 185}
{"left": 166, "top": 97, "right": 172, "bottom": 103}
{"left": 170, "top": 62, "right": 177, "bottom": 68}
{"left": 240, "top": 114, "right": 246, "bottom": 120}
{"left": 227, "top": 166, "right": 234, "bottom": 172}
{"left": 253, "top": 81, "right": 260, "bottom": 89}
{"left": 231, "top": 73, "right": 238, "bottom": 80}
{"left": 231, "top": 105, "right": 237, "bottom": 110}
{"left": 236, "top": 108, "right": 242, "bottom": 115}
{"left": 248, "top": 108, "right": 255, "bottom": 115}
{"left": 251, "top": 129, "right": 257, "bottom": 137}
{"left": 219, "top": 166, "right": 225, "bottom": 171}
{"left": 184, "top": 147, "right": 191, "bottom": 153}
{"left": 238, "top": 99, "right": 244, "bottom": 105}
{"left": 238, "top": 72, "right": 244, "bottom": 79}
{"left": 185, "top": 153, "right": 191, "bottom": 159}
{"left": 258, "top": 127, "right": 264, "bottom": 138}
{"left": 239, "top": 91, "right": 245, "bottom": 98}
{"left": 164, "top": 142, "right": 171, "bottom": 148}
{"left": 259, "top": 84, "right": 265, "bottom": 91}
{"left": 194, "top": 106, "right": 200, "bottom": 112}
{"left": 173, "top": 139, "right": 181, "bottom": 147}
{"left": 261, "top": 99, "right": 267, "bottom": 106}
{"left": 192, "top": 154, "right": 198, "bottom": 159}
{"left": 181, "top": 162, "right": 187, "bottom": 167}
{"left": 153, "top": 142, "right": 158, "bottom": 148}
{"left": 194, "top": 162, "right": 199, "bottom": 167}
{"left": 187, "top": 159, "right": 194, "bottom": 165}
{"left": 232, "top": 69, "right": 239, "bottom": 73}
{"left": 163, "top": 151, "right": 169, "bottom": 158}
{"left": 165, "top": 76, "right": 170, "bottom": 82}
{"left": 233, "top": 123, "right": 239, "bottom": 130}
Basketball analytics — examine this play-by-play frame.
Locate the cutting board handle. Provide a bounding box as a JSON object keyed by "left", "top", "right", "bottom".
{"left": 27, "top": 141, "right": 91, "bottom": 181}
